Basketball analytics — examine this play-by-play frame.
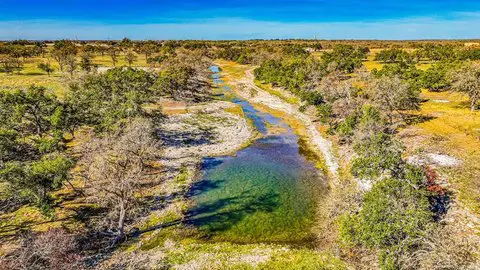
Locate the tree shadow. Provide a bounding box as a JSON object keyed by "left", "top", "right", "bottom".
{"left": 403, "top": 114, "right": 437, "bottom": 125}
{"left": 429, "top": 192, "right": 453, "bottom": 222}
{"left": 158, "top": 126, "right": 217, "bottom": 147}
{"left": 199, "top": 157, "right": 224, "bottom": 171}
{"left": 454, "top": 101, "right": 474, "bottom": 110}
{"left": 23, "top": 72, "right": 45, "bottom": 76}
{"left": 184, "top": 191, "right": 280, "bottom": 234}
{"left": 185, "top": 178, "right": 226, "bottom": 197}
{"left": 0, "top": 216, "right": 73, "bottom": 242}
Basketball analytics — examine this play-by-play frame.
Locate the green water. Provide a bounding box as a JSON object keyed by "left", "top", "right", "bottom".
{"left": 185, "top": 67, "right": 327, "bottom": 245}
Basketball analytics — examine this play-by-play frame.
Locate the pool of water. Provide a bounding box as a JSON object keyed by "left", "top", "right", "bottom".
{"left": 185, "top": 66, "right": 327, "bottom": 245}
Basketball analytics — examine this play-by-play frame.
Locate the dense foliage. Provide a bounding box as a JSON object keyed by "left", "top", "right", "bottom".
{"left": 0, "top": 86, "right": 74, "bottom": 213}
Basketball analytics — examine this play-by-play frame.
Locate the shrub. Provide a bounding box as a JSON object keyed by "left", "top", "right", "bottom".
{"left": 0, "top": 229, "right": 83, "bottom": 270}
{"left": 340, "top": 175, "right": 434, "bottom": 269}
{"left": 351, "top": 133, "right": 405, "bottom": 180}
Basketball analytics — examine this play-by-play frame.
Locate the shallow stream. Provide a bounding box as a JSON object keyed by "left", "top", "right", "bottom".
{"left": 186, "top": 66, "right": 327, "bottom": 245}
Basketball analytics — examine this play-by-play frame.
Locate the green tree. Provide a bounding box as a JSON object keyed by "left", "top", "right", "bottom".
{"left": 108, "top": 45, "right": 120, "bottom": 66}
{"left": 135, "top": 42, "right": 158, "bottom": 62}
{"left": 420, "top": 62, "right": 456, "bottom": 92}
{"left": 0, "top": 86, "right": 59, "bottom": 136}
{"left": 38, "top": 62, "right": 54, "bottom": 76}
{"left": 372, "top": 62, "right": 423, "bottom": 89}
{"left": 340, "top": 174, "right": 433, "bottom": 269}
{"left": 321, "top": 44, "right": 367, "bottom": 73}
{"left": 68, "top": 68, "right": 156, "bottom": 130}
{"left": 125, "top": 50, "right": 137, "bottom": 67}
{"left": 52, "top": 40, "right": 77, "bottom": 72}
{"left": 369, "top": 76, "right": 420, "bottom": 124}
{"left": 153, "top": 65, "right": 198, "bottom": 100}
{"left": 0, "top": 153, "right": 74, "bottom": 214}
{"left": 80, "top": 52, "right": 93, "bottom": 72}
{"left": 351, "top": 132, "right": 405, "bottom": 180}
{"left": 375, "top": 48, "right": 413, "bottom": 64}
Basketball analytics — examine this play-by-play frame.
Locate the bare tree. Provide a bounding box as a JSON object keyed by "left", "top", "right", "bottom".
{"left": 368, "top": 76, "right": 420, "bottom": 125}
{"left": 449, "top": 62, "right": 480, "bottom": 111}
{"left": 82, "top": 118, "right": 160, "bottom": 242}
{"left": 0, "top": 229, "right": 83, "bottom": 270}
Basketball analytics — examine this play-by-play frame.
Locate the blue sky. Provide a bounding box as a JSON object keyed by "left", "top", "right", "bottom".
{"left": 1, "top": 0, "right": 480, "bottom": 40}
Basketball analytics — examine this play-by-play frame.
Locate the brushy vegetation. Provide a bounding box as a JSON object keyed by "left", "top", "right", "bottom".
{"left": 0, "top": 39, "right": 479, "bottom": 269}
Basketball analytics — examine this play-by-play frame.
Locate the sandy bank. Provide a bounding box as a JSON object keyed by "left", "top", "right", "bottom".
{"left": 158, "top": 101, "right": 255, "bottom": 179}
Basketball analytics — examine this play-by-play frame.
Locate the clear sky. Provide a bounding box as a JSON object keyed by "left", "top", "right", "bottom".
{"left": 1, "top": 0, "right": 480, "bottom": 40}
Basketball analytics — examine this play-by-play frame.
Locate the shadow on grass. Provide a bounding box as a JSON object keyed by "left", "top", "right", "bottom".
{"left": 403, "top": 114, "right": 437, "bottom": 125}
{"left": 23, "top": 72, "right": 45, "bottom": 76}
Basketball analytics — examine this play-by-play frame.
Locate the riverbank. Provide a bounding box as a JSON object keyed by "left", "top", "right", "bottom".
{"left": 99, "top": 68, "right": 346, "bottom": 269}
{"left": 215, "top": 60, "right": 340, "bottom": 184}
{"left": 158, "top": 100, "right": 256, "bottom": 181}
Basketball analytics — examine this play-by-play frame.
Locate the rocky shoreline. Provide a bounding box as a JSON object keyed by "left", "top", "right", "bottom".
{"left": 158, "top": 100, "right": 255, "bottom": 181}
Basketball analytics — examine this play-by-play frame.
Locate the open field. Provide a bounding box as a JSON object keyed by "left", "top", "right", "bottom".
{"left": 402, "top": 90, "right": 480, "bottom": 213}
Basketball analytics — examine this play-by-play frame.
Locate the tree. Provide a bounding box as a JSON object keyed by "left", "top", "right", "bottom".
{"left": 80, "top": 52, "right": 93, "bottom": 73}
{"left": 420, "top": 62, "right": 456, "bottom": 92}
{"left": 0, "top": 153, "right": 74, "bottom": 213}
{"left": 0, "top": 57, "right": 19, "bottom": 74}
{"left": 372, "top": 62, "right": 423, "bottom": 90}
{"left": 321, "top": 44, "right": 367, "bottom": 73}
{"left": 449, "top": 63, "right": 480, "bottom": 111}
{"left": 340, "top": 174, "right": 433, "bottom": 269}
{"left": 351, "top": 132, "right": 405, "bottom": 180}
{"left": 34, "top": 41, "right": 47, "bottom": 58}
{"left": 153, "top": 65, "right": 202, "bottom": 100}
{"left": 368, "top": 76, "right": 420, "bottom": 124}
{"left": 38, "top": 62, "right": 54, "bottom": 76}
{"left": 135, "top": 42, "right": 158, "bottom": 62}
{"left": 125, "top": 50, "right": 137, "bottom": 67}
{"left": 342, "top": 131, "right": 435, "bottom": 269}
{"left": 108, "top": 46, "right": 120, "bottom": 67}
{"left": 119, "top": 37, "right": 133, "bottom": 49}
{"left": 0, "top": 86, "right": 59, "bottom": 136}
{"left": 68, "top": 68, "right": 156, "bottom": 131}
{"left": 0, "top": 86, "right": 79, "bottom": 213}
{"left": 375, "top": 48, "right": 413, "bottom": 64}
{"left": 65, "top": 54, "right": 77, "bottom": 78}
{"left": 83, "top": 118, "right": 160, "bottom": 241}
{"left": 52, "top": 40, "right": 77, "bottom": 72}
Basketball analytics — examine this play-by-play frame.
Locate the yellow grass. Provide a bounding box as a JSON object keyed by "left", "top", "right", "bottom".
{"left": 403, "top": 89, "right": 480, "bottom": 213}
{"left": 0, "top": 52, "right": 148, "bottom": 97}
{"left": 255, "top": 81, "right": 300, "bottom": 105}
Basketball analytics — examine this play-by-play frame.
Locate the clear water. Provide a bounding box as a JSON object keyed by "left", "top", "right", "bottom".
{"left": 185, "top": 66, "right": 327, "bottom": 245}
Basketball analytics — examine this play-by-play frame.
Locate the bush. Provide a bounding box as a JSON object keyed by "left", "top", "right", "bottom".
{"left": 321, "top": 45, "right": 367, "bottom": 73}
{"left": 340, "top": 175, "right": 434, "bottom": 269}
{"left": 375, "top": 48, "right": 413, "bottom": 64}
{"left": 420, "top": 62, "right": 457, "bottom": 91}
{"left": 350, "top": 133, "right": 405, "bottom": 179}
{"left": 0, "top": 229, "right": 83, "bottom": 270}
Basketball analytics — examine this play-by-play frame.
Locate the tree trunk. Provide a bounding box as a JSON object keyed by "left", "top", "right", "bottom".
{"left": 118, "top": 199, "right": 126, "bottom": 238}
{"left": 471, "top": 96, "right": 478, "bottom": 111}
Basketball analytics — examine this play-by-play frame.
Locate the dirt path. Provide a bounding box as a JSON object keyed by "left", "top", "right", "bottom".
{"left": 232, "top": 68, "right": 339, "bottom": 181}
